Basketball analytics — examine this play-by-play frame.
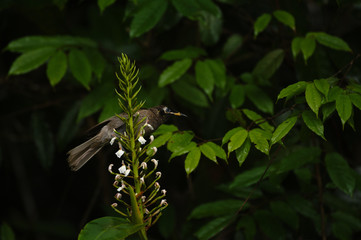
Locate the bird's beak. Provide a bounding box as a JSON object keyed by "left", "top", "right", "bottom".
{"left": 168, "top": 111, "right": 187, "bottom": 117}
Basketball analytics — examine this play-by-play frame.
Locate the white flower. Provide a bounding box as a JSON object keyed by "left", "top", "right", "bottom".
{"left": 115, "top": 193, "right": 122, "bottom": 200}
{"left": 138, "top": 136, "right": 146, "bottom": 145}
{"left": 151, "top": 159, "right": 158, "bottom": 168}
{"left": 115, "top": 174, "right": 122, "bottom": 181}
{"left": 115, "top": 149, "right": 125, "bottom": 158}
{"left": 140, "top": 176, "right": 145, "bottom": 185}
{"left": 117, "top": 182, "right": 126, "bottom": 192}
{"left": 113, "top": 181, "right": 119, "bottom": 187}
{"left": 111, "top": 203, "right": 118, "bottom": 208}
{"left": 118, "top": 165, "right": 127, "bottom": 174}
{"left": 140, "top": 162, "right": 147, "bottom": 169}
{"left": 156, "top": 171, "right": 162, "bottom": 178}
{"left": 141, "top": 196, "right": 146, "bottom": 202}
{"left": 108, "top": 164, "right": 114, "bottom": 173}
{"left": 151, "top": 147, "right": 157, "bottom": 155}
{"left": 110, "top": 137, "right": 116, "bottom": 145}
{"left": 149, "top": 135, "right": 154, "bottom": 143}
{"left": 160, "top": 199, "right": 167, "bottom": 206}
{"left": 161, "top": 189, "right": 167, "bottom": 196}
{"left": 155, "top": 182, "right": 160, "bottom": 189}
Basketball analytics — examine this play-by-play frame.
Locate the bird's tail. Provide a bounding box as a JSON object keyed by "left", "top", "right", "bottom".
{"left": 67, "top": 136, "right": 103, "bottom": 171}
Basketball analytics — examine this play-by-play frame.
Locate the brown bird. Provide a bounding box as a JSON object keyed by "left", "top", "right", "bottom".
{"left": 67, "top": 105, "right": 186, "bottom": 171}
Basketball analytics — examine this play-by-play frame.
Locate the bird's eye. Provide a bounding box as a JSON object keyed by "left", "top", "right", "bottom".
{"left": 162, "top": 107, "right": 169, "bottom": 113}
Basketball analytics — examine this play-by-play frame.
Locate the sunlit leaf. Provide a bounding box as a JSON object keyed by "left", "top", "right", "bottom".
{"left": 302, "top": 110, "right": 325, "bottom": 139}
{"left": 305, "top": 82, "right": 323, "bottom": 117}
{"left": 200, "top": 143, "right": 217, "bottom": 163}
{"left": 249, "top": 128, "right": 270, "bottom": 155}
{"left": 270, "top": 116, "right": 297, "bottom": 146}
{"left": 242, "top": 109, "right": 274, "bottom": 132}
{"left": 336, "top": 93, "right": 352, "bottom": 127}
{"left": 222, "top": 127, "right": 243, "bottom": 145}
{"left": 277, "top": 81, "right": 307, "bottom": 100}
{"left": 235, "top": 137, "right": 251, "bottom": 167}
{"left": 228, "top": 128, "right": 248, "bottom": 153}
{"left": 184, "top": 146, "right": 201, "bottom": 175}
{"left": 204, "top": 142, "right": 226, "bottom": 161}
{"left": 167, "top": 131, "right": 194, "bottom": 153}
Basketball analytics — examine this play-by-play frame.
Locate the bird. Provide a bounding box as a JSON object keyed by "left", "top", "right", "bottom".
{"left": 67, "top": 105, "right": 186, "bottom": 171}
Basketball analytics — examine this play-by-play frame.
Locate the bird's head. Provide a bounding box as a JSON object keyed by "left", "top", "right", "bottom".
{"left": 155, "top": 105, "right": 187, "bottom": 120}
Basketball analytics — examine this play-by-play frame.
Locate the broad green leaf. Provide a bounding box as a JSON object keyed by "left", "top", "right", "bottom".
{"left": 204, "top": 142, "right": 226, "bottom": 161}
{"left": 270, "top": 116, "right": 297, "bottom": 146}
{"left": 314, "top": 78, "right": 330, "bottom": 97}
{"left": 194, "top": 215, "right": 234, "bottom": 240}
{"left": 230, "top": 165, "right": 268, "bottom": 188}
{"left": 254, "top": 210, "right": 286, "bottom": 239}
{"left": 152, "top": 124, "right": 178, "bottom": 136}
{"left": 228, "top": 128, "right": 248, "bottom": 153}
{"left": 167, "top": 131, "right": 194, "bottom": 152}
{"left": 171, "top": 79, "right": 208, "bottom": 107}
{"left": 302, "top": 110, "right": 325, "bottom": 139}
{"left": 171, "top": 0, "right": 201, "bottom": 18}
{"left": 254, "top": 13, "right": 271, "bottom": 37}
{"left": 237, "top": 216, "right": 256, "bottom": 240}
{"left": 349, "top": 93, "right": 361, "bottom": 111}
{"left": 235, "top": 137, "right": 251, "bottom": 167}
{"left": 322, "top": 102, "right": 336, "bottom": 121}
{"left": 273, "top": 10, "right": 295, "bottom": 30}
{"left": 328, "top": 86, "right": 343, "bottom": 102}
{"left": 200, "top": 143, "right": 217, "bottom": 163}
{"left": 84, "top": 48, "right": 106, "bottom": 80}
{"left": 195, "top": 60, "right": 214, "bottom": 99}
{"left": 311, "top": 32, "right": 352, "bottom": 52}
{"left": 222, "top": 34, "right": 242, "bottom": 58}
{"left": 277, "top": 81, "right": 307, "bottom": 100}
{"left": 229, "top": 84, "right": 245, "bottom": 108}
{"left": 242, "top": 109, "right": 274, "bottom": 132}
{"left": 198, "top": 11, "right": 222, "bottom": 45}
{"left": 249, "top": 128, "right": 270, "bottom": 155}
{"left": 270, "top": 201, "right": 299, "bottom": 230}
{"left": 184, "top": 146, "right": 201, "bottom": 175}
{"left": 222, "top": 127, "right": 243, "bottom": 145}
{"left": 78, "top": 217, "right": 144, "bottom": 240}
{"left": 149, "top": 132, "right": 173, "bottom": 148}
{"left": 159, "top": 59, "right": 192, "bottom": 87}
{"left": 245, "top": 84, "right": 274, "bottom": 114}
{"left": 276, "top": 147, "right": 321, "bottom": 174}
{"left": 305, "top": 82, "right": 323, "bottom": 117}
{"left": 46, "top": 50, "right": 67, "bottom": 86}
{"left": 170, "top": 141, "right": 197, "bottom": 160}
{"left": 8, "top": 47, "right": 56, "bottom": 75}
{"left": 300, "top": 36, "right": 316, "bottom": 62}
{"left": 291, "top": 37, "right": 302, "bottom": 58}
{"left": 205, "top": 59, "right": 226, "bottom": 88}
{"left": 336, "top": 93, "right": 352, "bottom": 127}
{"left": 325, "top": 152, "right": 355, "bottom": 196}
{"left": 160, "top": 46, "right": 206, "bottom": 61}
{"left": 129, "top": 0, "right": 168, "bottom": 38}
{"left": 68, "top": 48, "right": 92, "bottom": 90}
{"left": 189, "top": 199, "right": 243, "bottom": 219}
{"left": 6, "top": 35, "right": 96, "bottom": 53}
{"left": 98, "top": 0, "right": 116, "bottom": 14}
{"left": 0, "top": 223, "right": 15, "bottom": 240}
{"left": 252, "top": 49, "right": 284, "bottom": 82}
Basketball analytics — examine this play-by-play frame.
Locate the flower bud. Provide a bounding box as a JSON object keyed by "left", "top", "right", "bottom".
{"left": 141, "top": 196, "right": 146, "bottom": 202}
{"left": 151, "top": 159, "right": 158, "bottom": 168}
{"left": 160, "top": 199, "right": 167, "bottom": 206}
{"left": 110, "top": 137, "right": 116, "bottom": 145}
{"left": 115, "top": 174, "right": 122, "bottom": 181}
{"left": 151, "top": 147, "right": 157, "bottom": 155}
{"left": 140, "top": 162, "right": 147, "bottom": 169}
{"left": 111, "top": 203, "right": 118, "bottom": 208}
{"left": 149, "top": 135, "right": 154, "bottom": 143}
{"left": 108, "top": 164, "right": 114, "bottom": 174}
{"left": 113, "top": 181, "right": 119, "bottom": 187}
{"left": 155, "top": 182, "right": 160, "bottom": 189}
{"left": 161, "top": 189, "right": 167, "bottom": 196}
{"left": 115, "top": 193, "right": 122, "bottom": 200}
{"left": 156, "top": 171, "right": 162, "bottom": 178}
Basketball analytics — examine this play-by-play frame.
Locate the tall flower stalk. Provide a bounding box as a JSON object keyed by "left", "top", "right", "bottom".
{"left": 108, "top": 54, "right": 167, "bottom": 240}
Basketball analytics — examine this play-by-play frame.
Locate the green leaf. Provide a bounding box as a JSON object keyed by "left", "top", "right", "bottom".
{"left": 305, "top": 82, "right": 323, "bottom": 117}
{"left": 222, "top": 127, "right": 243, "bottom": 145}
{"left": 277, "top": 81, "right": 307, "bottom": 100}
{"left": 287, "top": 195, "right": 320, "bottom": 221}
{"left": 336, "top": 93, "right": 352, "bottom": 127}
{"left": 170, "top": 141, "right": 197, "bottom": 160}
{"left": 189, "top": 199, "right": 243, "bottom": 219}
{"left": 291, "top": 37, "right": 302, "bottom": 58}
{"left": 0, "top": 222, "right": 15, "bottom": 240}
{"left": 129, "top": 0, "right": 168, "bottom": 38}
{"left": 235, "top": 137, "right": 251, "bottom": 167}
{"left": 254, "top": 13, "right": 272, "bottom": 37}
{"left": 200, "top": 143, "right": 217, "bottom": 163}
{"left": 98, "top": 0, "right": 116, "bottom": 14}
{"left": 322, "top": 102, "right": 336, "bottom": 121}
{"left": 332, "top": 211, "right": 361, "bottom": 231}
{"left": 195, "top": 60, "right": 214, "bottom": 99}
{"left": 249, "top": 128, "right": 270, "bottom": 155}
{"left": 197, "top": 0, "right": 222, "bottom": 17}
{"left": 204, "top": 142, "right": 226, "bottom": 161}
{"left": 171, "top": 0, "right": 201, "bottom": 18}
{"left": 184, "top": 146, "right": 201, "bottom": 175}
{"left": 228, "top": 128, "right": 248, "bottom": 153}
{"left": 252, "top": 49, "right": 284, "bottom": 82}
{"left": 222, "top": 34, "right": 242, "bottom": 58}
{"left": 68, "top": 48, "right": 92, "bottom": 90}
{"left": 302, "top": 110, "right": 325, "bottom": 140}
{"left": 6, "top": 35, "right": 96, "bottom": 53}
{"left": 237, "top": 216, "right": 256, "bottom": 240}
{"left": 314, "top": 78, "right": 330, "bottom": 97}
{"left": 205, "top": 59, "right": 226, "bottom": 89}
{"left": 328, "top": 86, "right": 343, "bottom": 102}
{"left": 300, "top": 36, "right": 316, "bottom": 62}
{"left": 229, "top": 84, "right": 245, "bottom": 108}
{"left": 270, "top": 116, "right": 297, "bottom": 146}
{"left": 245, "top": 84, "right": 274, "bottom": 114}
{"left": 349, "top": 93, "right": 361, "bottom": 111}
{"left": 198, "top": 11, "right": 222, "bottom": 45}
{"left": 171, "top": 79, "right": 209, "bottom": 107}
{"left": 46, "top": 50, "right": 67, "bottom": 86}
{"left": 167, "top": 131, "right": 194, "bottom": 153}
{"left": 153, "top": 124, "right": 178, "bottom": 136}
{"left": 270, "top": 201, "right": 299, "bottom": 230}
{"left": 160, "top": 46, "right": 206, "bottom": 61}
{"left": 8, "top": 47, "right": 56, "bottom": 75}
{"left": 325, "top": 152, "right": 355, "bottom": 196}
{"left": 311, "top": 32, "right": 352, "bottom": 52}
{"left": 194, "top": 215, "right": 234, "bottom": 240}
{"left": 230, "top": 165, "right": 268, "bottom": 188}
{"left": 83, "top": 48, "right": 106, "bottom": 80}
{"left": 78, "top": 217, "right": 144, "bottom": 240}
{"left": 273, "top": 10, "right": 295, "bottom": 30}
{"left": 158, "top": 59, "right": 192, "bottom": 87}
{"left": 242, "top": 109, "right": 274, "bottom": 132}
{"left": 149, "top": 132, "right": 173, "bottom": 148}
